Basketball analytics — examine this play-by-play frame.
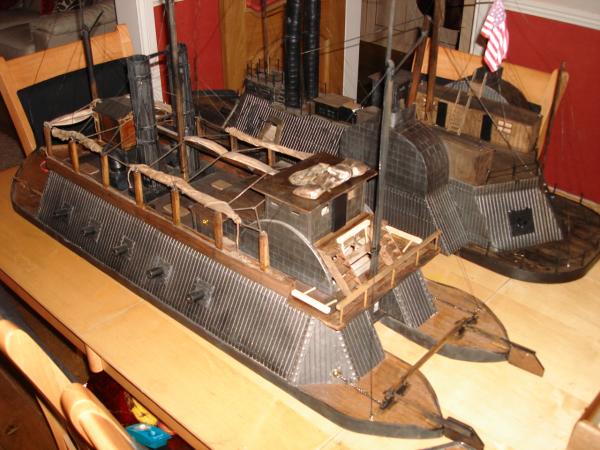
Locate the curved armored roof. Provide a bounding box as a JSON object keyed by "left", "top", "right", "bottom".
{"left": 340, "top": 107, "right": 449, "bottom": 196}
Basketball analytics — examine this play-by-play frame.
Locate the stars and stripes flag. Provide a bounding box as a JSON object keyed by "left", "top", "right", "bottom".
{"left": 480, "top": 0, "right": 509, "bottom": 72}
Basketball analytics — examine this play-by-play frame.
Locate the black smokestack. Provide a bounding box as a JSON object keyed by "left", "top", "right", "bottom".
{"left": 284, "top": 0, "right": 302, "bottom": 108}
{"left": 303, "top": 0, "right": 320, "bottom": 100}
{"left": 127, "top": 55, "right": 160, "bottom": 165}
{"left": 169, "top": 43, "right": 198, "bottom": 172}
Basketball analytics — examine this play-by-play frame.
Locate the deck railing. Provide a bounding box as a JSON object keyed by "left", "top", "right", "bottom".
{"left": 335, "top": 230, "right": 440, "bottom": 323}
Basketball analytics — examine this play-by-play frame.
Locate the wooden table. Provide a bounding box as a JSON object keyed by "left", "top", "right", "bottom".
{"left": 1, "top": 166, "right": 598, "bottom": 449}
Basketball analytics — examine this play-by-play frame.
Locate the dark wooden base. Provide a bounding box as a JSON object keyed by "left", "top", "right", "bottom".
{"left": 381, "top": 280, "right": 544, "bottom": 376}
{"left": 459, "top": 194, "right": 600, "bottom": 283}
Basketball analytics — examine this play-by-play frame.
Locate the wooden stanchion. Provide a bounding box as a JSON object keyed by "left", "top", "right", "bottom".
{"left": 213, "top": 212, "right": 223, "bottom": 249}
{"left": 259, "top": 231, "right": 270, "bottom": 271}
{"left": 134, "top": 171, "right": 144, "bottom": 207}
{"left": 171, "top": 188, "right": 181, "bottom": 226}
{"left": 68, "top": 141, "right": 79, "bottom": 173}
{"left": 101, "top": 154, "right": 110, "bottom": 188}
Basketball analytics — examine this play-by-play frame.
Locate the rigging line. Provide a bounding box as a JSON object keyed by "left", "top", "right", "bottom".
{"left": 157, "top": 0, "right": 240, "bottom": 119}
{"left": 504, "top": 0, "right": 553, "bottom": 68}
{"left": 300, "top": 18, "right": 425, "bottom": 57}
{"left": 187, "top": 153, "right": 226, "bottom": 183}
{"left": 349, "top": 29, "right": 429, "bottom": 122}
{"left": 76, "top": 116, "right": 94, "bottom": 135}
{"left": 441, "top": 51, "right": 534, "bottom": 171}
{"left": 435, "top": 51, "right": 534, "bottom": 176}
{"left": 148, "top": 142, "right": 181, "bottom": 168}
{"left": 227, "top": 174, "right": 267, "bottom": 205}
{"left": 454, "top": 255, "right": 482, "bottom": 314}
{"left": 194, "top": 88, "right": 230, "bottom": 124}
{"left": 496, "top": 80, "right": 538, "bottom": 177}
{"left": 85, "top": 121, "right": 123, "bottom": 140}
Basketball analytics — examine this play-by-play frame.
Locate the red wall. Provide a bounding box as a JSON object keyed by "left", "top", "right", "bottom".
{"left": 153, "top": 0, "right": 224, "bottom": 93}
{"left": 506, "top": 11, "right": 600, "bottom": 203}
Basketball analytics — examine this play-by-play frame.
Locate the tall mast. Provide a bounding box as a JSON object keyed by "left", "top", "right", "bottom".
{"left": 79, "top": 3, "right": 99, "bottom": 100}
{"left": 425, "top": 0, "right": 444, "bottom": 120}
{"left": 369, "top": 0, "right": 396, "bottom": 277}
{"left": 165, "top": 0, "right": 188, "bottom": 180}
{"left": 260, "top": 0, "right": 270, "bottom": 73}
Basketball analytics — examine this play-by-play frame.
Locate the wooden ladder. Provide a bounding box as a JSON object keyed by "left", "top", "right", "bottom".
{"left": 448, "top": 73, "right": 488, "bottom": 136}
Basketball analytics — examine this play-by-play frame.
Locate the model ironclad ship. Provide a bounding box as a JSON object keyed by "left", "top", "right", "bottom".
{"left": 232, "top": 1, "right": 600, "bottom": 284}
{"left": 10, "top": 0, "right": 557, "bottom": 445}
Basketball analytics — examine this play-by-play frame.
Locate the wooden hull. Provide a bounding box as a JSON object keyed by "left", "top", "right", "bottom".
{"left": 381, "top": 280, "right": 544, "bottom": 376}
{"left": 11, "top": 151, "right": 482, "bottom": 446}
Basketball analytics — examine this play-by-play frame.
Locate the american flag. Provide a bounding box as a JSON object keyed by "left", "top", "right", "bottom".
{"left": 480, "top": 0, "right": 509, "bottom": 72}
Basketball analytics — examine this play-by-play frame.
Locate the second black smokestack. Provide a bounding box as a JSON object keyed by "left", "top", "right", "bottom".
{"left": 303, "top": 0, "right": 320, "bottom": 100}
{"left": 284, "top": 0, "right": 302, "bottom": 108}
{"left": 127, "top": 55, "right": 160, "bottom": 165}
{"left": 168, "top": 43, "right": 198, "bottom": 173}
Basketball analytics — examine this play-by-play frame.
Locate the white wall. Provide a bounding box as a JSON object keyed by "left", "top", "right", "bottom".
{"left": 504, "top": 0, "right": 600, "bottom": 30}
{"left": 114, "top": 0, "right": 162, "bottom": 100}
{"left": 344, "top": 0, "right": 362, "bottom": 99}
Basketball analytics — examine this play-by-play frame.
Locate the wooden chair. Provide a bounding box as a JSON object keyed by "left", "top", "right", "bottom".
{"left": 0, "top": 318, "right": 136, "bottom": 450}
{"left": 0, "top": 24, "right": 133, "bottom": 156}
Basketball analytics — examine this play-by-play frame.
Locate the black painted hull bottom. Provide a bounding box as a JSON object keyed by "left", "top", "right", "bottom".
{"left": 460, "top": 195, "right": 600, "bottom": 283}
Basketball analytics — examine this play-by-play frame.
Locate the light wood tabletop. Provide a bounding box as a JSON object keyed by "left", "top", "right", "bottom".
{"left": 1, "top": 166, "right": 598, "bottom": 449}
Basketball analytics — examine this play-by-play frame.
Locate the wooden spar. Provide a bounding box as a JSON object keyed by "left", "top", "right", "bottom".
{"left": 260, "top": 0, "right": 270, "bottom": 73}
{"left": 425, "top": 0, "right": 444, "bottom": 118}
{"left": 225, "top": 127, "right": 310, "bottom": 160}
{"left": 50, "top": 127, "right": 103, "bottom": 154}
{"left": 407, "top": 16, "right": 431, "bottom": 107}
{"left": 184, "top": 135, "right": 277, "bottom": 175}
{"left": 539, "top": 61, "right": 567, "bottom": 165}
{"left": 381, "top": 315, "right": 478, "bottom": 409}
{"left": 128, "top": 164, "right": 242, "bottom": 224}
{"left": 165, "top": 0, "right": 188, "bottom": 180}
{"left": 369, "top": 0, "right": 395, "bottom": 278}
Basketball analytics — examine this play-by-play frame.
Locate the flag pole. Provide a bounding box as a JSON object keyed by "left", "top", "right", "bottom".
{"left": 369, "top": 0, "right": 396, "bottom": 279}
{"left": 425, "top": 0, "right": 444, "bottom": 121}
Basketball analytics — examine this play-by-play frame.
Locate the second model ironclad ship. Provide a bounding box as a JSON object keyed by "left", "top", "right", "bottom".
{"left": 228, "top": 0, "right": 600, "bottom": 284}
